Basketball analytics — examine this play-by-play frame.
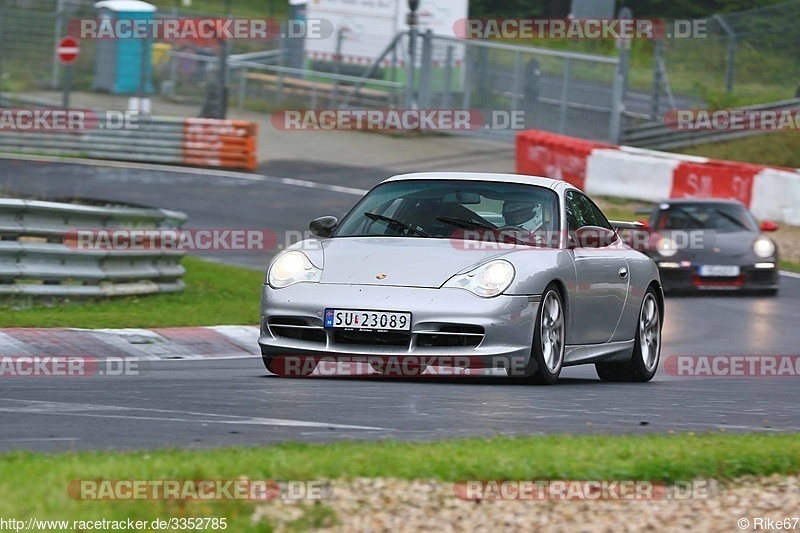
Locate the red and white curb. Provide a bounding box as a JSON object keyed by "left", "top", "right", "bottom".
{"left": 0, "top": 326, "right": 261, "bottom": 360}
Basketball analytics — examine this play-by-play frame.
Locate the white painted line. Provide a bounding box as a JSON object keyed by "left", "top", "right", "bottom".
{"left": 0, "top": 399, "right": 386, "bottom": 431}
{"left": 780, "top": 270, "right": 800, "bottom": 279}
{"left": 2, "top": 437, "right": 79, "bottom": 442}
{"left": 0, "top": 153, "right": 367, "bottom": 196}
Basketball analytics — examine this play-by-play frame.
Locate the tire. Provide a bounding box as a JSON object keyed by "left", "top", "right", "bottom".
{"left": 263, "top": 355, "right": 317, "bottom": 377}
{"left": 596, "top": 287, "right": 661, "bottom": 383}
{"left": 513, "top": 284, "right": 565, "bottom": 385}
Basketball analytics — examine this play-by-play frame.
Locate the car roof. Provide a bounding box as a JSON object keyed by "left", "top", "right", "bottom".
{"left": 382, "top": 172, "right": 567, "bottom": 191}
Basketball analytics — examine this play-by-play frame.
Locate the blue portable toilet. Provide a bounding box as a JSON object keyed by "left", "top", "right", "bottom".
{"left": 93, "top": 0, "right": 157, "bottom": 94}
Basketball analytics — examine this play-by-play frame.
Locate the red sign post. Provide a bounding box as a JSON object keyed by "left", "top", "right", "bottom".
{"left": 56, "top": 36, "right": 80, "bottom": 108}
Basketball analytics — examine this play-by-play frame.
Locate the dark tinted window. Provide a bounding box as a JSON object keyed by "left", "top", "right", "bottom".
{"left": 565, "top": 191, "right": 612, "bottom": 232}
{"left": 655, "top": 203, "right": 756, "bottom": 231}
{"left": 334, "top": 180, "right": 560, "bottom": 244}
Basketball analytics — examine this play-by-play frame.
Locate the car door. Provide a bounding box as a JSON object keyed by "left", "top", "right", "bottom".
{"left": 565, "top": 191, "right": 630, "bottom": 345}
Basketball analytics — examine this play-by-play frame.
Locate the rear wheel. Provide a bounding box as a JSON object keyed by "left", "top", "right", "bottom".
{"left": 513, "top": 284, "right": 565, "bottom": 385}
{"left": 596, "top": 287, "right": 661, "bottom": 382}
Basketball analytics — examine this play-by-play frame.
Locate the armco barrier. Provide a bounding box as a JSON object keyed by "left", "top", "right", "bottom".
{"left": 516, "top": 129, "right": 800, "bottom": 225}
{"left": 0, "top": 199, "right": 187, "bottom": 297}
{"left": 0, "top": 117, "right": 257, "bottom": 171}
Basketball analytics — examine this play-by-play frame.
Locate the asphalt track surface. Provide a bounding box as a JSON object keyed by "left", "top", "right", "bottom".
{"left": 0, "top": 157, "right": 798, "bottom": 452}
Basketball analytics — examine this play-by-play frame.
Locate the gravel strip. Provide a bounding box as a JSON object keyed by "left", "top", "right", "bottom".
{"left": 252, "top": 475, "right": 800, "bottom": 532}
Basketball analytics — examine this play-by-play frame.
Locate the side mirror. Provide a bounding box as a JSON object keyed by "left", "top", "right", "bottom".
{"left": 760, "top": 220, "right": 778, "bottom": 232}
{"left": 636, "top": 219, "right": 651, "bottom": 230}
{"left": 570, "top": 226, "right": 617, "bottom": 249}
{"left": 309, "top": 216, "right": 338, "bottom": 237}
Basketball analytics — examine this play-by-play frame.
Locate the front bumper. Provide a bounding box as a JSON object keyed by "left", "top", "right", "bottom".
{"left": 651, "top": 259, "right": 779, "bottom": 292}
{"left": 259, "top": 282, "right": 539, "bottom": 369}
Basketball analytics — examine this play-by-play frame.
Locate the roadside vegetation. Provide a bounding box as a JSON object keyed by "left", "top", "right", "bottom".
{"left": 0, "top": 257, "right": 263, "bottom": 328}
{"left": 673, "top": 130, "right": 800, "bottom": 169}
{"left": 1, "top": 434, "right": 798, "bottom": 532}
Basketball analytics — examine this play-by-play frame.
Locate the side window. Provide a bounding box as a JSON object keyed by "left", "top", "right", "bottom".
{"left": 585, "top": 198, "right": 613, "bottom": 230}
{"left": 566, "top": 191, "right": 612, "bottom": 231}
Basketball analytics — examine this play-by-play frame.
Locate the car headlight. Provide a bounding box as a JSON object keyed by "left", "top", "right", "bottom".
{"left": 754, "top": 236, "right": 776, "bottom": 258}
{"left": 656, "top": 237, "right": 678, "bottom": 257}
{"left": 267, "top": 251, "right": 321, "bottom": 289}
{"left": 442, "top": 259, "right": 515, "bottom": 298}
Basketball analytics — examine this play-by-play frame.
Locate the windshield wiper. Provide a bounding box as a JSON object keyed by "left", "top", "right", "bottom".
{"left": 437, "top": 216, "right": 533, "bottom": 245}
{"left": 712, "top": 208, "right": 749, "bottom": 230}
{"left": 435, "top": 216, "right": 496, "bottom": 231}
{"left": 364, "top": 212, "right": 430, "bottom": 237}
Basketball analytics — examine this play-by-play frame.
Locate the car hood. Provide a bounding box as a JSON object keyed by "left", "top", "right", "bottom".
{"left": 657, "top": 229, "right": 762, "bottom": 261}
{"left": 318, "top": 237, "right": 508, "bottom": 288}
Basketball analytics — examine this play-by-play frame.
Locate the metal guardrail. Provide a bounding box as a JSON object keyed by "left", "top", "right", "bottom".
{"left": 0, "top": 199, "right": 187, "bottom": 297}
{"left": 0, "top": 94, "right": 258, "bottom": 170}
{"left": 623, "top": 97, "right": 800, "bottom": 149}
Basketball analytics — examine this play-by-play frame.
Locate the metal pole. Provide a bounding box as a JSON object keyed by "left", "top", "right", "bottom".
{"left": 139, "top": 37, "right": 147, "bottom": 106}
{"left": 713, "top": 15, "right": 736, "bottom": 94}
{"left": 406, "top": 27, "right": 417, "bottom": 108}
{"left": 511, "top": 50, "right": 522, "bottom": 112}
{"left": 0, "top": 14, "right": 3, "bottom": 102}
{"left": 418, "top": 29, "right": 433, "bottom": 109}
{"left": 63, "top": 65, "right": 72, "bottom": 108}
{"left": 406, "top": 0, "right": 419, "bottom": 109}
{"left": 333, "top": 27, "right": 344, "bottom": 106}
{"left": 218, "top": 38, "right": 228, "bottom": 118}
{"left": 651, "top": 38, "right": 663, "bottom": 119}
{"left": 442, "top": 45, "right": 453, "bottom": 110}
{"left": 52, "top": 0, "right": 64, "bottom": 90}
{"left": 558, "top": 57, "right": 570, "bottom": 134}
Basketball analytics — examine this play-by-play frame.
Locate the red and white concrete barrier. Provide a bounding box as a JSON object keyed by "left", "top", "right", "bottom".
{"left": 516, "top": 130, "right": 800, "bottom": 225}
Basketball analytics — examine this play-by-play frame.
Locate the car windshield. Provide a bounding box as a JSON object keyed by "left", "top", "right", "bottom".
{"left": 334, "top": 179, "right": 560, "bottom": 245}
{"left": 655, "top": 203, "right": 757, "bottom": 231}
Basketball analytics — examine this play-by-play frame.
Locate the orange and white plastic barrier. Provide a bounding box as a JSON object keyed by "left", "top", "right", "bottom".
{"left": 182, "top": 118, "right": 257, "bottom": 170}
{"left": 516, "top": 130, "right": 800, "bottom": 225}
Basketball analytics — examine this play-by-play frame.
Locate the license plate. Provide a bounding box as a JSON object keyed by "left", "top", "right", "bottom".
{"left": 698, "top": 265, "right": 740, "bottom": 277}
{"left": 324, "top": 309, "right": 411, "bottom": 331}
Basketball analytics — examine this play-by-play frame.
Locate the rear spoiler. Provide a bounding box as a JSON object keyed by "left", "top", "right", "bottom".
{"left": 609, "top": 220, "right": 645, "bottom": 230}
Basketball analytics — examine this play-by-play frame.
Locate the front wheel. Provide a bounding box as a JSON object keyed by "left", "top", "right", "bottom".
{"left": 596, "top": 287, "right": 661, "bottom": 382}
{"left": 512, "top": 284, "right": 565, "bottom": 385}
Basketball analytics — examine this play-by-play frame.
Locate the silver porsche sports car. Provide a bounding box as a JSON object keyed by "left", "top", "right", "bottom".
{"left": 259, "top": 172, "right": 664, "bottom": 384}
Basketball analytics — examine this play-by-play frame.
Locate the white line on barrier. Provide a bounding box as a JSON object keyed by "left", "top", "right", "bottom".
{"left": 0, "top": 153, "right": 368, "bottom": 196}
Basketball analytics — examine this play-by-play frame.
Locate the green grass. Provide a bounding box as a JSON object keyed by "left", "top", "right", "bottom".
{"left": 780, "top": 261, "right": 800, "bottom": 273}
{"left": 149, "top": 0, "right": 288, "bottom": 19}
{"left": 1, "top": 434, "right": 798, "bottom": 531}
{"left": 673, "top": 130, "right": 800, "bottom": 169}
{"left": 0, "top": 257, "right": 263, "bottom": 328}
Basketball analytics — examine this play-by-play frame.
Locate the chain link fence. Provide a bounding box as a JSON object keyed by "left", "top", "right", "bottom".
{"left": 654, "top": 0, "right": 800, "bottom": 107}
{"left": 0, "top": 1, "right": 627, "bottom": 142}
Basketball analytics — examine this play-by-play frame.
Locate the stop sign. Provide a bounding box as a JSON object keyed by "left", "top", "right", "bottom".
{"left": 56, "top": 36, "right": 80, "bottom": 65}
